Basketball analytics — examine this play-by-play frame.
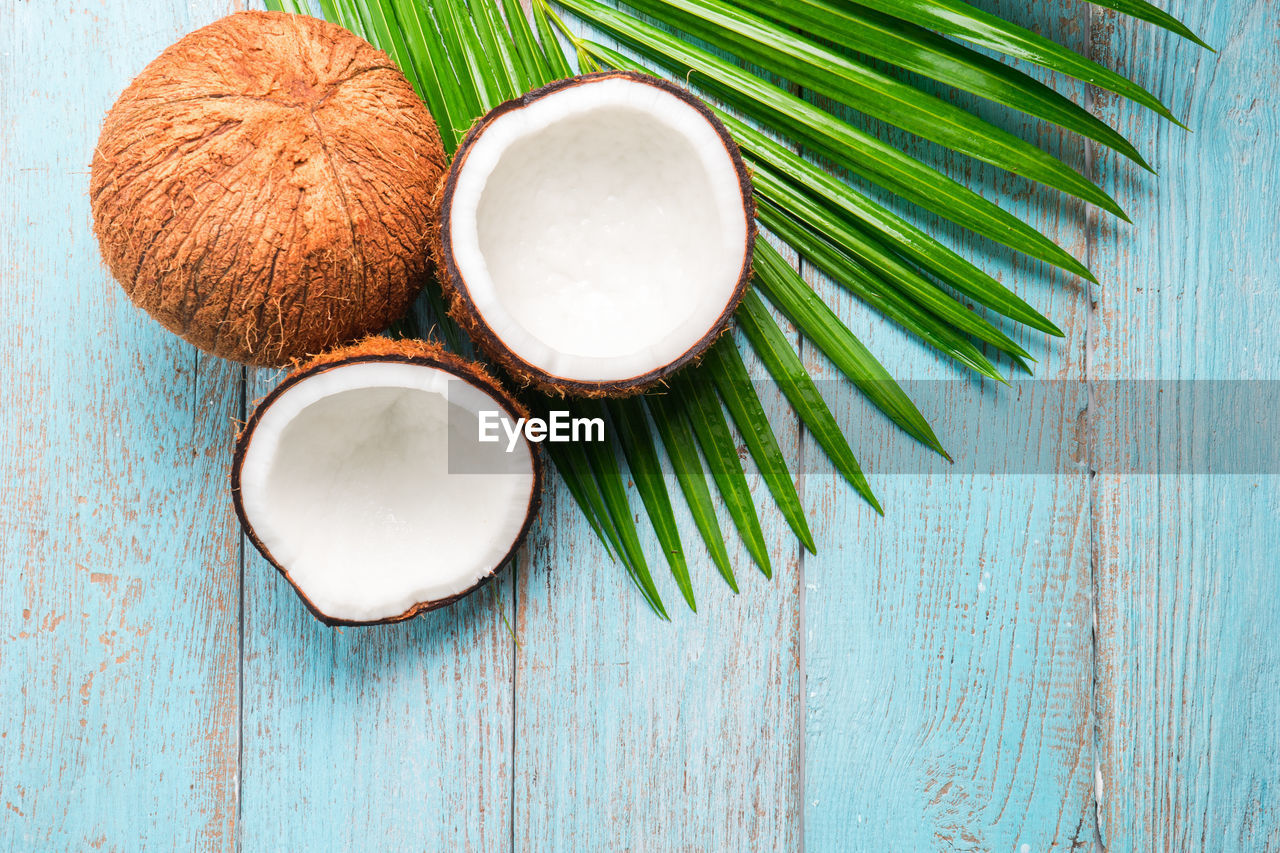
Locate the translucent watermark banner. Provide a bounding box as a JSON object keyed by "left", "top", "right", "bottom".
{"left": 449, "top": 379, "right": 1280, "bottom": 476}
{"left": 827, "top": 379, "right": 1280, "bottom": 475}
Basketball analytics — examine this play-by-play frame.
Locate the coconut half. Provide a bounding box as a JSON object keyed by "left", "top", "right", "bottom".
{"left": 232, "top": 338, "right": 541, "bottom": 625}
{"left": 437, "top": 71, "right": 756, "bottom": 397}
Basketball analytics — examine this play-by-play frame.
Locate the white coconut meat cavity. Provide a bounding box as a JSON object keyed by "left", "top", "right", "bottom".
{"left": 233, "top": 339, "right": 541, "bottom": 625}
{"left": 439, "top": 72, "right": 755, "bottom": 396}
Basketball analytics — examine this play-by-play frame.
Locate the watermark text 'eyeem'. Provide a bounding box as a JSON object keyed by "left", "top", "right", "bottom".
{"left": 478, "top": 411, "right": 605, "bottom": 452}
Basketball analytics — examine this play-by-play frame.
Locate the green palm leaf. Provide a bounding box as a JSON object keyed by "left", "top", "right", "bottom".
{"left": 585, "top": 39, "right": 1072, "bottom": 326}
{"left": 737, "top": 289, "right": 881, "bottom": 513}
{"left": 534, "top": 1, "right": 576, "bottom": 79}
{"left": 625, "top": 0, "right": 1125, "bottom": 217}
{"left": 674, "top": 371, "right": 774, "bottom": 578}
{"left": 265, "top": 0, "right": 1202, "bottom": 612}
{"left": 469, "top": 2, "right": 519, "bottom": 98}
{"left": 850, "top": 0, "right": 1188, "bottom": 126}
{"left": 739, "top": 0, "right": 1155, "bottom": 170}
{"left": 752, "top": 179, "right": 1034, "bottom": 364}
{"left": 1087, "top": 0, "right": 1211, "bottom": 50}
{"left": 647, "top": 393, "right": 738, "bottom": 592}
{"left": 544, "top": 440, "right": 618, "bottom": 561}
{"left": 754, "top": 198, "right": 1009, "bottom": 383}
{"left": 556, "top": 0, "right": 1101, "bottom": 276}
{"left": 608, "top": 399, "right": 696, "bottom": 611}
{"left": 501, "top": 0, "right": 553, "bottom": 88}
{"left": 581, "top": 400, "right": 669, "bottom": 618}
{"left": 754, "top": 241, "right": 947, "bottom": 458}
{"left": 705, "top": 339, "right": 817, "bottom": 554}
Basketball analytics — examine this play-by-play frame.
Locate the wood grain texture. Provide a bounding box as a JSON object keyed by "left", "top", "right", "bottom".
{"left": 1090, "top": 2, "right": 1280, "bottom": 849}
{"left": 800, "top": 2, "right": 1097, "bottom": 847}
{"left": 3, "top": 1, "right": 1279, "bottom": 851}
{"left": 0, "top": 2, "right": 242, "bottom": 849}
{"left": 237, "top": 368, "right": 518, "bottom": 853}
{"left": 512, "top": 327, "right": 804, "bottom": 852}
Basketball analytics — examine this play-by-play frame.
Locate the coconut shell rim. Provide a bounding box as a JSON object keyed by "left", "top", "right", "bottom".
{"left": 230, "top": 341, "right": 544, "bottom": 627}
{"left": 436, "top": 70, "right": 758, "bottom": 399}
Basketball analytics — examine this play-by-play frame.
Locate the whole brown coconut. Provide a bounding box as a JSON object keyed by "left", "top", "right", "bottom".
{"left": 90, "top": 11, "right": 446, "bottom": 366}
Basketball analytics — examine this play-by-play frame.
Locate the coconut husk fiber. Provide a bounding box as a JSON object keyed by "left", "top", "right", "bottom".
{"left": 91, "top": 11, "right": 446, "bottom": 366}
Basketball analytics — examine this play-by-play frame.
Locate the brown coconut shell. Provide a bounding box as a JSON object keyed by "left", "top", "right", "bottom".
{"left": 230, "top": 336, "right": 544, "bottom": 626}
{"left": 432, "top": 71, "right": 757, "bottom": 399}
{"left": 91, "top": 11, "right": 446, "bottom": 367}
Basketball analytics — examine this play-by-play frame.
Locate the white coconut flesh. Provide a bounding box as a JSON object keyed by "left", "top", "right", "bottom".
{"left": 448, "top": 76, "right": 750, "bottom": 383}
{"left": 237, "top": 362, "right": 536, "bottom": 622}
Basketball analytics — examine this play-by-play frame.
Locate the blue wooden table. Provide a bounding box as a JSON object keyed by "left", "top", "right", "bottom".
{"left": 2, "top": 1, "right": 1277, "bottom": 850}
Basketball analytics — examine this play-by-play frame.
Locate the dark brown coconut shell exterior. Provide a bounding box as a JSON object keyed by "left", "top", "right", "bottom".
{"left": 230, "top": 337, "right": 544, "bottom": 627}
{"left": 433, "top": 71, "right": 757, "bottom": 398}
{"left": 91, "top": 11, "right": 446, "bottom": 367}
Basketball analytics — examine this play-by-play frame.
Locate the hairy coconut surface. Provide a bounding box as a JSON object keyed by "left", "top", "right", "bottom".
{"left": 91, "top": 11, "right": 446, "bottom": 367}
{"left": 436, "top": 71, "right": 756, "bottom": 397}
{"left": 232, "top": 337, "right": 542, "bottom": 626}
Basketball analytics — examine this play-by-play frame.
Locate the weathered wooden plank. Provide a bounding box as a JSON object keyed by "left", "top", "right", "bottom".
{"left": 237, "top": 366, "right": 517, "bottom": 852}
{"left": 511, "top": 333, "right": 804, "bottom": 852}
{"left": 10, "top": 3, "right": 1273, "bottom": 851}
{"left": 801, "top": 2, "right": 1097, "bottom": 847}
{"left": 0, "top": 3, "right": 241, "bottom": 849}
{"left": 1090, "top": 2, "right": 1280, "bottom": 849}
